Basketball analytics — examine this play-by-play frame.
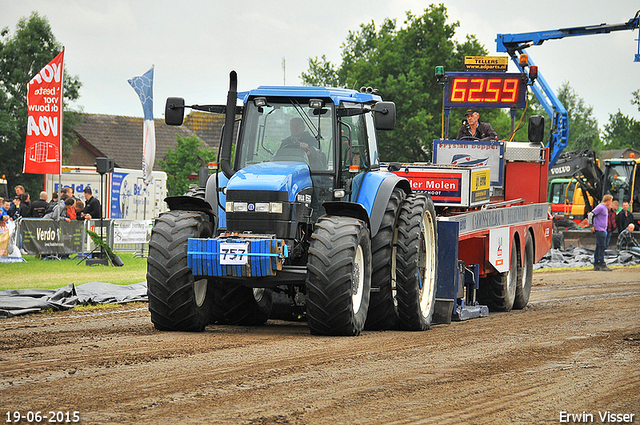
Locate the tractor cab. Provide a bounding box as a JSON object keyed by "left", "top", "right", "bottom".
{"left": 227, "top": 87, "right": 394, "bottom": 224}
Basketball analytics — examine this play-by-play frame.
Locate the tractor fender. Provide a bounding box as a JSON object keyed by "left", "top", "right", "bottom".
{"left": 323, "top": 201, "right": 371, "bottom": 231}
{"left": 359, "top": 172, "right": 410, "bottom": 238}
{"left": 165, "top": 195, "right": 217, "bottom": 225}
{"left": 205, "top": 172, "right": 230, "bottom": 228}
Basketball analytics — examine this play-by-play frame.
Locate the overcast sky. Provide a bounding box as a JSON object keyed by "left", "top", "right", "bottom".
{"left": 2, "top": 1, "right": 639, "bottom": 132}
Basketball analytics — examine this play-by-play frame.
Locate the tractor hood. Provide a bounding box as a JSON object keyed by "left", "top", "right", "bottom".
{"left": 227, "top": 162, "right": 313, "bottom": 202}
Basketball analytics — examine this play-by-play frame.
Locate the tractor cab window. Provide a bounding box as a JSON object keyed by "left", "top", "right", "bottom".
{"left": 605, "top": 163, "right": 634, "bottom": 204}
{"left": 339, "top": 113, "right": 371, "bottom": 172}
{"left": 549, "top": 180, "right": 576, "bottom": 204}
{"left": 237, "top": 99, "right": 334, "bottom": 173}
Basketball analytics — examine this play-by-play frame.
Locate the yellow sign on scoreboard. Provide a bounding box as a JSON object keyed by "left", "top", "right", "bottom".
{"left": 464, "top": 56, "right": 509, "bottom": 72}
{"left": 471, "top": 168, "right": 490, "bottom": 203}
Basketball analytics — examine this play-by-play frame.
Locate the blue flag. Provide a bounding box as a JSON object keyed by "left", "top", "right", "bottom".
{"left": 128, "top": 67, "right": 156, "bottom": 188}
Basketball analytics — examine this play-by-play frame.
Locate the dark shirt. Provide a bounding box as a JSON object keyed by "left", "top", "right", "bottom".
{"left": 607, "top": 208, "right": 617, "bottom": 232}
{"left": 281, "top": 131, "right": 319, "bottom": 150}
{"left": 83, "top": 196, "right": 101, "bottom": 219}
{"left": 456, "top": 121, "right": 498, "bottom": 141}
{"left": 7, "top": 203, "right": 20, "bottom": 220}
{"left": 616, "top": 229, "right": 640, "bottom": 251}
{"left": 616, "top": 210, "right": 634, "bottom": 233}
{"left": 28, "top": 199, "right": 49, "bottom": 218}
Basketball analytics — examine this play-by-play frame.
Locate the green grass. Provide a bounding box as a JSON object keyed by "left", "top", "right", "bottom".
{"left": 0, "top": 252, "right": 148, "bottom": 291}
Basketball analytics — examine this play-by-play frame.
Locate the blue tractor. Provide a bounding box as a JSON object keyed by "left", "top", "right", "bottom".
{"left": 147, "top": 72, "right": 438, "bottom": 336}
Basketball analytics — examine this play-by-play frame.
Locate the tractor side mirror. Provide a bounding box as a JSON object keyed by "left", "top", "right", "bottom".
{"left": 373, "top": 101, "right": 396, "bottom": 131}
{"left": 165, "top": 97, "right": 185, "bottom": 126}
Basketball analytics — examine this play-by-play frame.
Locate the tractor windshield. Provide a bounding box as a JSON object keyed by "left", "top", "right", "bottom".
{"left": 237, "top": 99, "right": 335, "bottom": 173}
{"left": 604, "top": 162, "right": 635, "bottom": 204}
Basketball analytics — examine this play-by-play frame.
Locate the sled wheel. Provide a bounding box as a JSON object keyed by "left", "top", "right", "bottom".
{"left": 478, "top": 237, "right": 518, "bottom": 312}
{"left": 514, "top": 234, "right": 533, "bottom": 309}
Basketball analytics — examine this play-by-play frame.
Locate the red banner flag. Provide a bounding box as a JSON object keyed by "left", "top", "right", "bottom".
{"left": 23, "top": 50, "right": 65, "bottom": 175}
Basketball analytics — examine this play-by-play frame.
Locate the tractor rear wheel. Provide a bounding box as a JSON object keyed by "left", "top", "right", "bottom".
{"left": 147, "top": 210, "right": 214, "bottom": 331}
{"left": 365, "top": 187, "right": 405, "bottom": 330}
{"left": 395, "top": 194, "right": 438, "bottom": 331}
{"left": 306, "top": 216, "right": 371, "bottom": 336}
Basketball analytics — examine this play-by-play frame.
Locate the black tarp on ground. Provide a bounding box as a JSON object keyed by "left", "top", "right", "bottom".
{"left": 0, "top": 282, "right": 147, "bottom": 319}
{"left": 535, "top": 245, "right": 640, "bottom": 270}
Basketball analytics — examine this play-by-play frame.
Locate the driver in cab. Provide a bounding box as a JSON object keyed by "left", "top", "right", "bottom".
{"left": 456, "top": 107, "right": 498, "bottom": 141}
{"left": 281, "top": 117, "right": 319, "bottom": 150}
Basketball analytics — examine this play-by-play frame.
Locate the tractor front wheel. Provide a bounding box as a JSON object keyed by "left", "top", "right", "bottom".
{"left": 147, "top": 210, "right": 214, "bottom": 331}
{"left": 306, "top": 216, "right": 371, "bottom": 336}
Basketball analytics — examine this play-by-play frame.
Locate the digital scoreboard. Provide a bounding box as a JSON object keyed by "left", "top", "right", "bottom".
{"left": 443, "top": 72, "right": 527, "bottom": 109}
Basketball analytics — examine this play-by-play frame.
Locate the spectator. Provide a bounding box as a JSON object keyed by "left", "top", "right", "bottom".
{"left": 616, "top": 223, "right": 640, "bottom": 253}
{"left": 7, "top": 196, "right": 21, "bottom": 220}
{"left": 14, "top": 185, "right": 31, "bottom": 214}
{"left": 590, "top": 194, "right": 613, "bottom": 271}
{"left": 605, "top": 201, "right": 617, "bottom": 248}
{"left": 63, "top": 186, "right": 79, "bottom": 202}
{"left": 28, "top": 191, "right": 49, "bottom": 218}
{"left": 617, "top": 202, "right": 634, "bottom": 232}
{"left": 0, "top": 197, "right": 6, "bottom": 216}
{"left": 46, "top": 191, "right": 59, "bottom": 215}
{"left": 65, "top": 198, "right": 77, "bottom": 221}
{"left": 74, "top": 200, "right": 85, "bottom": 220}
{"left": 1, "top": 197, "right": 11, "bottom": 214}
{"left": 44, "top": 192, "right": 69, "bottom": 221}
{"left": 81, "top": 187, "right": 101, "bottom": 220}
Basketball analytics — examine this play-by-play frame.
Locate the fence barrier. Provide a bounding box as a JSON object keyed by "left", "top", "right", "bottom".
{"left": 18, "top": 218, "right": 153, "bottom": 256}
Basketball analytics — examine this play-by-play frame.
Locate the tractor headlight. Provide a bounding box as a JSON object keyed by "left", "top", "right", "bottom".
{"left": 228, "top": 201, "right": 282, "bottom": 214}
{"left": 270, "top": 202, "right": 283, "bottom": 214}
{"left": 255, "top": 202, "right": 270, "bottom": 213}
{"left": 234, "top": 202, "right": 248, "bottom": 212}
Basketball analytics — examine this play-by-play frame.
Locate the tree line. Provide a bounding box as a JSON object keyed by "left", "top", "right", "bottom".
{"left": 1, "top": 8, "right": 638, "bottom": 197}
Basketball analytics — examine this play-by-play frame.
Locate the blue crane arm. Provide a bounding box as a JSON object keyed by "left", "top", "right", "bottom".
{"left": 495, "top": 11, "right": 640, "bottom": 167}
{"left": 505, "top": 49, "right": 568, "bottom": 167}
{"left": 496, "top": 12, "right": 640, "bottom": 56}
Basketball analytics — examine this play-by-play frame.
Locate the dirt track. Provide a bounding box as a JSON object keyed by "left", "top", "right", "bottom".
{"left": 2, "top": 268, "right": 639, "bottom": 425}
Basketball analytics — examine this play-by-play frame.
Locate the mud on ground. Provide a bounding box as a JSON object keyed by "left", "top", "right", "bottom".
{"left": 1, "top": 267, "right": 639, "bottom": 424}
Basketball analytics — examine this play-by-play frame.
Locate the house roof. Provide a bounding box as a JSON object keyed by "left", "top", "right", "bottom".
{"left": 599, "top": 148, "right": 640, "bottom": 159}
{"left": 73, "top": 114, "right": 218, "bottom": 170}
{"left": 183, "top": 111, "right": 226, "bottom": 146}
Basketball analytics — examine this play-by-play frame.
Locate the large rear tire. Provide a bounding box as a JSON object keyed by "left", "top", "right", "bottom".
{"left": 147, "top": 210, "right": 214, "bottom": 331}
{"left": 365, "top": 187, "right": 405, "bottom": 330}
{"left": 478, "top": 237, "right": 518, "bottom": 312}
{"left": 210, "top": 284, "right": 273, "bottom": 325}
{"left": 395, "top": 194, "right": 438, "bottom": 331}
{"left": 306, "top": 216, "right": 371, "bottom": 336}
{"left": 514, "top": 234, "right": 533, "bottom": 309}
